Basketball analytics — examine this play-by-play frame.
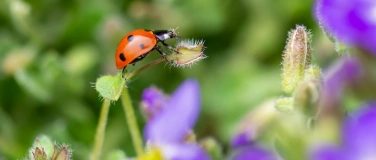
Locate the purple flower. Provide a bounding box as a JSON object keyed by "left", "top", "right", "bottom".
{"left": 311, "top": 101, "right": 376, "bottom": 160}
{"left": 141, "top": 87, "right": 168, "bottom": 119}
{"left": 231, "top": 132, "right": 253, "bottom": 148}
{"left": 315, "top": 0, "right": 376, "bottom": 56}
{"left": 230, "top": 145, "right": 277, "bottom": 160}
{"left": 318, "top": 56, "right": 363, "bottom": 115}
{"left": 143, "top": 79, "right": 210, "bottom": 160}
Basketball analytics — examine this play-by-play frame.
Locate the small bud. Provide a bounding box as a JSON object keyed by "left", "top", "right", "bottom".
{"left": 282, "top": 25, "right": 312, "bottom": 94}
{"left": 275, "top": 97, "right": 294, "bottom": 113}
{"left": 27, "top": 136, "right": 71, "bottom": 160}
{"left": 294, "top": 65, "right": 322, "bottom": 114}
{"left": 303, "top": 65, "right": 322, "bottom": 82}
{"left": 166, "top": 39, "right": 207, "bottom": 67}
{"left": 51, "top": 145, "right": 71, "bottom": 160}
{"left": 29, "top": 135, "right": 54, "bottom": 159}
{"left": 200, "top": 138, "right": 222, "bottom": 160}
{"left": 32, "top": 147, "right": 47, "bottom": 160}
{"left": 95, "top": 73, "right": 125, "bottom": 101}
{"left": 141, "top": 87, "right": 168, "bottom": 120}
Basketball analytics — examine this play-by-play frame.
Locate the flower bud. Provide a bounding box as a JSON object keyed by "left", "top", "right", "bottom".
{"left": 275, "top": 97, "right": 294, "bottom": 113}
{"left": 166, "top": 39, "right": 207, "bottom": 67}
{"left": 282, "top": 25, "right": 312, "bottom": 94}
{"left": 51, "top": 145, "right": 71, "bottom": 160}
{"left": 28, "top": 135, "right": 71, "bottom": 160}
{"left": 95, "top": 73, "right": 125, "bottom": 101}
{"left": 294, "top": 65, "right": 322, "bottom": 114}
{"left": 303, "top": 65, "right": 322, "bottom": 82}
{"left": 200, "top": 138, "right": 222, "bottom": 160}
{"left": 141, "top": 87, "right": 168, "bottom": 120}
{"left": 32, "top": 147, "right": 47, "bottom": 160}
{"left": 29, "top": 135, "right": 54, "bottom": 160}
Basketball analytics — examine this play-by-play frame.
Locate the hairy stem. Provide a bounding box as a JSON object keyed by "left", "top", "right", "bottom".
{"left": 91, "top": 99, "right": 111, "bottom": 160}
{"left": 126, "top": 58, "right": 166, "bottom": 80}
{"left": 121, "top": 88, "right": 144, "bottom": 155}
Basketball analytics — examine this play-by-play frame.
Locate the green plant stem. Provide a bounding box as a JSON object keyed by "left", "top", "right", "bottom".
{"left": 121, "top": 88, "right": 144, "bottom": 155}
{"left": 126, "top": 58, "right": 165, "bottom": 80}
{"left": 91, "top": 99, "right": 111, "bottom": 160}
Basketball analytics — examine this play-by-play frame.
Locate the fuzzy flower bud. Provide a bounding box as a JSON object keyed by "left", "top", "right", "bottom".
{"left": 294, "top": 65, "right": 322, "bottom": 114}
{"left": 95, "top": 73, "right": 125, "bottom": 101}
{"left": 166, "top": 39, "right": 207, "bottom": 67}
{"left": 29, "top": 135, "right": 54, "bottom": 159}
{"left": 200, "top": 138, "right": 223, "bottom": 160}
{"left": 27, "top": 135, "right": 71, "bottom": 160}
{"left": 282, "top": 25, "right": 312, "bottom": 94}
{"left": 275, "top": 97, "right": 294, "bottom": 113}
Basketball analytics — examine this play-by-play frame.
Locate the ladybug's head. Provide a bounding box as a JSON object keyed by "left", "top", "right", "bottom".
{"left": 153, "top": 28, "right": 179, "bottom": 41}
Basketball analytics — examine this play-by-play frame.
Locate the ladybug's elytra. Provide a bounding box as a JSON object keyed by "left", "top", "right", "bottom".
{"left": 115, "top": 29, "right": 178, "bottom": 77}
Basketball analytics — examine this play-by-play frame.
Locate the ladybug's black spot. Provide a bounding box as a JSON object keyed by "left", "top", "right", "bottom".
{"left": 140, "top": 44, "right": 145, "bottom": 49}
{"left": 144, "top": 29, "right": 152, "bottom": 32}
{"left": 119, "top": 53, "right": 126, "bottom": 61}
{"left": 127, "top": 35, "right": 134, "bottom": 42}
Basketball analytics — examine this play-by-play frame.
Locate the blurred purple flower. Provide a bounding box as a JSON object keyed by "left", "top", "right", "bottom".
{"left": 141, "top": 87, "right": 168, "bottom": 119}
{"left": 311, "top": 101, "right": 376, "bottom": 160}
{"left": 231, "top": 132, "right": 253, "bottom": 148}
{"left": 315, "top": 0, "right": 376, "bottom": 56}
{"left": 230, "top": 145, "right": 277, "bottom": 160}
{"left": 143, "top": 79, "right": 210, "bottom": 160}
{"left": 318, "top": 56, "right": 363, "bottom": 115}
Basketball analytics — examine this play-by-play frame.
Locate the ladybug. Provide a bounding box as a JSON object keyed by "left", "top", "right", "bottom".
{"left": 115, "top": 28, "right": 179, "bottom": 77}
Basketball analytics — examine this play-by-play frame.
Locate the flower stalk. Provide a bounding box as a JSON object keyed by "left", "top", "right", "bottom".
{"left": 91, "top": 99, "right": 111, "bottom": 160}
{"left": 126, "top": 58, "right": 165, "bottom": 80}
{"left": 121, "top": 87, "right": 144, "bottom": 156}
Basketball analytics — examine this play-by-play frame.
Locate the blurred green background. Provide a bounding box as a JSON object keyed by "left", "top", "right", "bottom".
{"left": 0, "top": 0, "right": 336, "bottom": 159}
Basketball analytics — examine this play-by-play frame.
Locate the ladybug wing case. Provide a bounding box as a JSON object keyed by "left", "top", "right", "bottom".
{"left": 115, "top": 30, "right": 157, "bottom": 69}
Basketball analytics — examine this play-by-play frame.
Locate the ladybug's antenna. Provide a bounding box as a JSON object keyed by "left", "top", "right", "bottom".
{"left": 171, "top": 27, "right": 180, "bottom": 40}
{"left": 171, "top": 27, "right": 179, "bottom": 35}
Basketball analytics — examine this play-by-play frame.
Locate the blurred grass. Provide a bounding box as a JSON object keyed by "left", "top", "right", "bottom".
{"left": 0, "top": 0, "right": 337, "bottom": 159}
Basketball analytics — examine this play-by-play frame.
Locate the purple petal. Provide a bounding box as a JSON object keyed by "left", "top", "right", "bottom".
{"left": 161, "top": 143, "right": 210, "bottom": 160}
{"left": 141, "top": 87, "right": 168, "bottom": 119}
{"left": 310, "top": 145, "right": 344, "bottom": 160}
{"left": 319, "top": 57, "right": 362, "bottom": 113}
{"left": 145, "top": 79, "right": 201, "bottom": 143}
{"left": 342, "top": 102, "right": 376, "bottom": 157}
{"left": 315, "top": 0, "right": 376, "bottom": 56}
{"left": 231, "top": 145, "right": 277, "bottom": 160}
{"left": 231, "top": 132, "right": 253, "bottom": 148}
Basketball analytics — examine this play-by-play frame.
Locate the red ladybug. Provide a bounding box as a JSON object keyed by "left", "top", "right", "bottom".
{"left": 115, "top": 29, "right": 178, "bottom": 77}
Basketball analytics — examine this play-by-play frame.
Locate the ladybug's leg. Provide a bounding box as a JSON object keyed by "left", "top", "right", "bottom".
{"left": 160, "top": 41, "right": 181, "bottom": 54}
{"left": 155, "top": 46, "right": 171, "bottom": 63}
{"left": 175, "top": 36, "right": 181, "bottom": 41}
{"left": 121, "top": 67, "right": 126, "bottom": 79}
